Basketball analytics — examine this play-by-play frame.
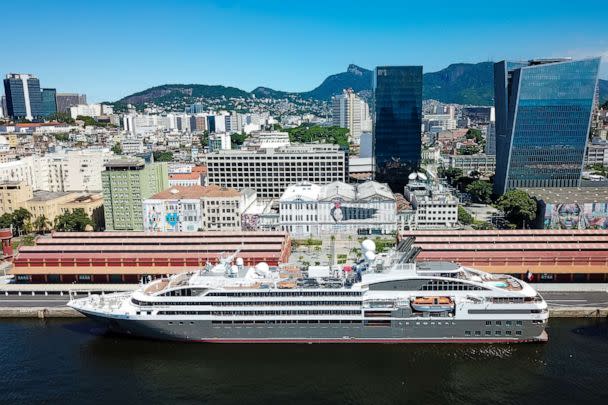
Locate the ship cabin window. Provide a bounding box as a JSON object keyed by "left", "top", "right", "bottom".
{"left": 506, "top": 320, "right": 512, "bottom": 326}
{"left": 516, "top": 320, "right": 523, "bottom": 326}
{"left": 516, "top": 331, "right": 522, "bottom": 336}
{"left": 495, "top": 331, "right": 501, "bottom": 336}
{"left": 485, "top": 331, "right": 491, "bottom": 336}
{"left": 485, "top": 321, "right": 491, "bottom": 326}
{"left": 465, "top": 331, "right": 471, "bottom": 336}
{"left": 162, "top": 288, "right": 193, "bottom": 297}
{"left": 496, "top": 320, "right": 502, "bottom": 326}
{"left": 475, "top": 331, "right": 481, "bottom": 336}
{"left": 506, "top": 330, "right": 512, "bottom": 336}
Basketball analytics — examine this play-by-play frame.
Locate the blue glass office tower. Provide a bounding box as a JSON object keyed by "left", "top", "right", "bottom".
{"left": 3, "top": 73, "right": 42, "bottom": 120}
{"left": 373, "top": 66, "right": 422, "bottom": 193}
{"left": 41, "top": 88, "right": 57, "bottom": 117}
{"left": 493, "top": 58, "right": 600, "bottom": 195}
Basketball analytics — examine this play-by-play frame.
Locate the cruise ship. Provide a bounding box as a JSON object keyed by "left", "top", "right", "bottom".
{"left": 69, "top": 239, "right": 549, "bottom": 343}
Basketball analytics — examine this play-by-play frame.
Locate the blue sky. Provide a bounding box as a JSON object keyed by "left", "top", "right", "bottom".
{"left": 3, "top": 0, "right": 607, "bottom": 102}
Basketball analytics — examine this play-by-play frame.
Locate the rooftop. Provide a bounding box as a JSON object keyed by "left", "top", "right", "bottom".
{"left": 522, "top": 187, "right": 608, "bottom": 204}
{"left": 29, "top": 191, "right": 74, "bottom": 202}
{"left": 149, "top": 185, "right": 241, "bottom": 200}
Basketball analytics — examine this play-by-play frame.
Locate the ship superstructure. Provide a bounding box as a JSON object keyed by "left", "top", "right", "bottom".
{"left": 69, "top": 240, "right": 548, "bottom": 343}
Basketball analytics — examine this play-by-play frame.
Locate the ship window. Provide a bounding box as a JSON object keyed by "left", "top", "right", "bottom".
{"left": 495, "top": 331, "right": 501, "bottom": 336}
{"left": 506, "top": 320, "right": 512, "bottom": 326}
{"left": 485, "top": 331, "right": 491, "bottom": 336}
{"left": 516, "top": 320, "right": 523, "bottom": 326}
{"left": 485, "top": 321, "right": 491, "bottom": 326}
{"left": 506, "top": 330, "right": 512, "bottom": 336}
{"left": 179, "top": 322, "right": 184, "bottom": 325}
{"left": 496, "top": 320, "right": 502, "bottom": 326}
{"left": 475, "top": 331, "right": 481, "bottom": 336}
{"left": 516, "top": 331, "right": 522, "bottom": 335}
{"left": 465, "top": 331, "right": 471, "bottom": 336}
{"left": 168, "top": 322, "right": 173, "bottom": 325}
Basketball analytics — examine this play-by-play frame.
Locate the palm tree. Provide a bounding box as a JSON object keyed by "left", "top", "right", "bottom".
{"left": 33, "top": 215, "right": 51, "bottom": 234}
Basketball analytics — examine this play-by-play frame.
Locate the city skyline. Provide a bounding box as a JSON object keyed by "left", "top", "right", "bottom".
{"left": 2, "top": 0, "right": 607, "bottom": 102}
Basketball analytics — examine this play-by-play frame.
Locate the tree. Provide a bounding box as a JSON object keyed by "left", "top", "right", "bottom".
{"left": 440, "top": 167, "right": 463, "bottom": 184}
{"left": 466, "top": 180, "right": 493, "bottom": 204}
{"left": 458, "top": 206, "right": 474, "bottom": 225}
{"left": 54, "top": 133, "right": 70, "bottom": 142}
{"left": 0, "top": 213, "right": 12, "bottom": 229}
{"left": 465, "top": 128, "right": 484, "bottom": 143}
{"left": 230, "top": 132, "right": 247, "bottom": 148}
{"left": 111, "top": 142, "right": 122, "bottom": 155}
{"left": 153, "top": 151, "right": 173, "bottom": 162}
{"left": 286, "top": 125, "right": 350, "bottom": 148}
{"left": 11, "top": 208, "right": 32, "bottom": 234}
{"left": 32, "top": 215, "right": 51, "bottom": 234}
{"left": 54, "top": 209, "right": 94, "bottom": 232}
{"left": 47, "top": 112, "right": 75, "bottom": 124}
{"left": 496, "top": 189, "right": 537, "bottom": 229}
{"left": 458, "top": 145, "right": 481, "bottom": 155}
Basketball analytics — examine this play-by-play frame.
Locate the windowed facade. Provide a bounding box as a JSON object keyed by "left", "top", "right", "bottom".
{"left": 494, "top": 58, "right": 601, "bottom": 194}
{"left": 374, "top": 66, "right": 423, "bottom": 193}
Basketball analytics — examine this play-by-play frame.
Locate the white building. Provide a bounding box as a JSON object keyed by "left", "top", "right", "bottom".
{"left": 445, "top": 154, "right": 496, "bottom": 175}
{"left": 121, "top": 137, "right": 145, "bottom": 156}
{"left": 586, "top": 138, "right": 608, "bottom": 166}
{"left": 242, "top": 131, "right": 290, "bottom": 150}
{"left": 332, "top": 89, "right": 372, "bottom": 142}
{"left": 69, "top": 104, "right": 107, "bottom": 119}
{"left": 206, "top": 144, "right": 346, "bottom": 199}
{"left": 279, "top": 180, "right": 397, "bottom": 237}
{"left": 403, "top": 174, "right": 458, "bottom": 230}
{"left": 208, "top": 133, "right": 232, "bottom": 152}
{"left": 143, "top": 185, "right": 256, "bottom": 232}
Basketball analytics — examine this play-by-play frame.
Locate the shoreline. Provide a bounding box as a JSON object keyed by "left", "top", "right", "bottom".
{"left": 0, "top": 306, "right": 606, "bottom": 319}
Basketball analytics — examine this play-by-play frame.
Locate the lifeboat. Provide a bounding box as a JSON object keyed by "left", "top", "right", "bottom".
{"left": 410, "top": 296, "right": 455, "bottom": 313}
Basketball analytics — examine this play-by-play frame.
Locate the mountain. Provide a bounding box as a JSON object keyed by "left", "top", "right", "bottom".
{"left": 117, "top": 84, "right": 251, "bottom": 105}
{"left": 114, "top": 64, "right": 608, "bottom": 107}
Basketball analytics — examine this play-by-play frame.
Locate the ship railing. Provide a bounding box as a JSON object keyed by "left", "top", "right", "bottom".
{"left": 362, "top": 299, "right": 397, "bottom": 309}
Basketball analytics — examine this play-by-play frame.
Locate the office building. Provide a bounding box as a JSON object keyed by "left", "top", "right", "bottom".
{"left": 206, "top": 144, "right": 346, "bottom": 198}
{"left": 279, "top": 181, "right": 397, "bottom": 237}
{"left": 41, "top": 88, "right": 57, "bottom": 117}
{"left": 102, "top": 160, "right": 168, "bottom": 231}
{"left": 3, "top": 74, "right": 43, "bottom": 120}
{"left": 332, "top": 88, "right": 372, "bottom": 142}
{"left": 445, "top": 154, "right": 496, "bottom": 175}
{"left": 493, "top": 58, "right": 601, "bottom": 195}
{"left": 56, "top": 93, "right": 86, "bottom": 113}
{"left": 374, "top": 66, "right": 423, "bottom": 193}
{"left": 26, "top": 191, "right": 80, "bottom": 225}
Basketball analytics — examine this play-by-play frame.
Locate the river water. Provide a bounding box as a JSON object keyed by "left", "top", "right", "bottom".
{"left": 0, "top": 318, "right": 606, "bottom": 404}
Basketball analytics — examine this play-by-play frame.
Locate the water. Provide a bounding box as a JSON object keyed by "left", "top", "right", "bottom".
{"left": 0, "top": 318, "right": 607, "bottom": 405}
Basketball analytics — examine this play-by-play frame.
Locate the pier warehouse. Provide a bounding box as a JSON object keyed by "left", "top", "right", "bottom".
{"left": 10, "top": 231, "right": 291, "bottom": 283}
{"left": 401, "top": 229, "right": 608, "bottom": 283}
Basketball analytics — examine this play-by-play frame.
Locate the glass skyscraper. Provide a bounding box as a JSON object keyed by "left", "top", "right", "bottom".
{"left": 3, "top": 73, "right": 42, "bottom": 120}
{"left": 41, "top": 88, "right": 57, "bottom": 117}
{"left": 373, "top": 66, "right": 422, "bottom": 193}
{"left": 493, "top": 58, "right": 600, "bottom": 195}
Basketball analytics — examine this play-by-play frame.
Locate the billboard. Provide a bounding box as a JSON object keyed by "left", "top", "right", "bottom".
{"left": 543, "top": 203, "right": 608, "bottom": 230}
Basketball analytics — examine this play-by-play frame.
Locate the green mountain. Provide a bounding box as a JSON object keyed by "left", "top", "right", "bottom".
{"left": 115, "top": 64, "right": 608, "bottom": 107}
{"left": 117, "top": 84, "right": 251, "bottom": 105}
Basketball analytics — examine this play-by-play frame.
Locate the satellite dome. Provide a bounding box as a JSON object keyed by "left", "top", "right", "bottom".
{"left": 418, "top": 172, "right": 428, "bottom": 181}
{"left": 361, "top": 239, "right": 376, "bottom": 252}
{"left": 255, "top": 262, "right": 270, "bottom": 273}
{"left": 236, "top": 257, "right": 244, "bottom": 266}
{"left": 408, "top": 173, "right": 417, "bottom": 180}
{"left": 364, "top": 251, "right": 376, "bottom": 261}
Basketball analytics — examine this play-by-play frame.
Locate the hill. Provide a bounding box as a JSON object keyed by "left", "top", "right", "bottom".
{"left": 114, "top": 64, "right": 608, "bottom": 107}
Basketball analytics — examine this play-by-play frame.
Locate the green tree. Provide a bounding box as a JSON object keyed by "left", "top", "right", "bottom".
{"left": 153, "top": 151, "right": 173, "bottom": 162}
{"left": 0, "top": 213, "right": 13, "bottom": 229}
{"left": 54, "top": 209, "right": 94, "bottom": 232}
{"left": 32, "top": 215, "right": 51, "bottom": 234}
{"left": 496, "top": 189, "right": 537, "bottom": 229}
{"left": 230, "top": 132, "right": 247, "bottom": 148}
{"left": 11, "top": 208, "right": 32, "bottom": 234}
{"left": 111, "top": 142, "right": 122, "bottom": 155}
{"left": 54, "top": 133, "right": 70, "bottom": 142}
{"left": 466, "top": 180, "right": 493, "bottom": 204}
{"left": 458, "top": 145, "right": 481, "bottom": 155}
{"left": 465, "top": 128, "right": 484, "bottom": 143}
{"left": 458, "top": 206, "right": 474, "bottom": 225}
{"left": 286, "top": 125, "right": 350, "bottom": 148}
{"left": 47, "top": 112, "right": 75, "bottom": 124}
{"left": 440, "top": 167, "right": 463, "bottom": 184}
